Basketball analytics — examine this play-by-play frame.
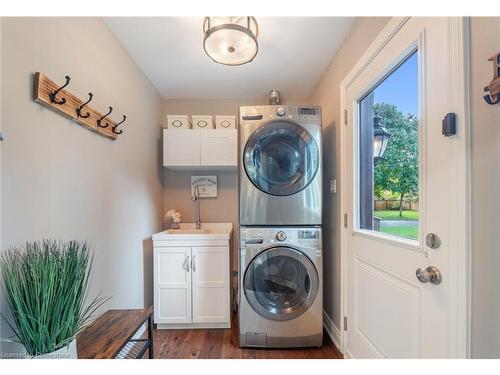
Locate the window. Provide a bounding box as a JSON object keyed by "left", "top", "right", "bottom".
{"left": 358, "top": 51, "right": 419, "bottom": 241}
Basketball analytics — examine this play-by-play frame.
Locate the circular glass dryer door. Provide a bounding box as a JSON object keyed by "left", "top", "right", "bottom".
{"left": 243, "top": 247, "right": 319, "bottom": 321}
{"left": 243, "top": 121, "right": 319, "bottom": 196}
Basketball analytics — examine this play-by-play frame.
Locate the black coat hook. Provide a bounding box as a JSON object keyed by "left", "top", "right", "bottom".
{"left": 97, "top": 106, "right": 113, "bottom": 128}
{"left": 484, "top": 93, "right": 500, "bottom": 105}
{"left": 49, "top": 75, "right": 71, "bottom": 105}
{"left": 112, "top": 115, "right": 126, "bottom": 135}
{"left": 76, "top": 93, "right": 93, "bottom": 118}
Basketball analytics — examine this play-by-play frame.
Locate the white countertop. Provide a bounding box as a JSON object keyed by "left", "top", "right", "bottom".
{"left": 153, "top": 223, "right": 233, "bottom": 240}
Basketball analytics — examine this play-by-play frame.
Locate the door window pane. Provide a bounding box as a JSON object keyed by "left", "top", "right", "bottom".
{"left": 358, "top": 51, "right": 419, "bottom": 241}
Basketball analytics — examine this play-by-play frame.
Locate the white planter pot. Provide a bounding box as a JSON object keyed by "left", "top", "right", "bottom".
{"left": 33, "top": 339, "right": 78, "bottom": 359}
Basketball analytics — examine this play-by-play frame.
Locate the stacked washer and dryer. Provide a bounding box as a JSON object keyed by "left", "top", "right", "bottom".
{"left": 238, "top": 104, "right": 323, "bottom": 348}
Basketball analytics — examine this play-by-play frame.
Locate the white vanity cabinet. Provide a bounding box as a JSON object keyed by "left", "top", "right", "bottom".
{"left": 163, "top": 129, "right": 237, "bottom": 170}
{"left": 155, "top": 246, "right": 192, "bottom": 324}
{"left": 152, "top": 224, "right": 232, "bottom": 329}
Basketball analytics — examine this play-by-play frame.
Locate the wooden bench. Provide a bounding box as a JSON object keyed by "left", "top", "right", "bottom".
{"left": 77, "top": 307, "right": 153, "bottom": 359}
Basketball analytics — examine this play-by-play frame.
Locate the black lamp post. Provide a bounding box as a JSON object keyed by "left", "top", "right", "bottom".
{"left": 373, "top": 112, "right": 391, "bottom": 164}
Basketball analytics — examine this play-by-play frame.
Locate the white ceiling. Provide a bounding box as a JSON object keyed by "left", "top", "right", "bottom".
{"left": 105, "top": 17, "right": 354, "bottom": 100}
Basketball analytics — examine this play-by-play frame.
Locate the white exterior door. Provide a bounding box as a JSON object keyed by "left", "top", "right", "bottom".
{"left": 155, "top": 247, "right": 192, "bottom": 324}
{"left": 191, "top": 246, "right": 230, "bottom": 324}
{"left": 341, "top": 18, "right": 469, "bottom": 358}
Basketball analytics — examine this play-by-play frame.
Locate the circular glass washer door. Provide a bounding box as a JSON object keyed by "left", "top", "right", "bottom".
{"left": 243, "top": 121, "right": 319, "bottom": 196}
{"left": 244, "top": 247, "right": 319, "bottom": 321}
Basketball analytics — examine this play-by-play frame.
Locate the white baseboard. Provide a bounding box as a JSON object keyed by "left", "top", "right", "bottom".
{"left": 323, "top": 310, "right": 341, "bottom": 352}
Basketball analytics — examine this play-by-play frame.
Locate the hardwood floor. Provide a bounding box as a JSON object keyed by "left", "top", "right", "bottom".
{"left": 151, "top": 316, "right": 343, "bottom": 359}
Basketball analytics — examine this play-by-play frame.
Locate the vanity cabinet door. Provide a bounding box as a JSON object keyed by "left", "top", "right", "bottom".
{"left": 154, "top": 247, "right": 192, "bottom": 324}
{"left": 163, "top": 129, "right": 201, "bottom": 167}
{"left": 191, "top": 246, "right": 230, "bottom": 324}
{"left": 200, "top": 129, "right": 237, "bottom": 167}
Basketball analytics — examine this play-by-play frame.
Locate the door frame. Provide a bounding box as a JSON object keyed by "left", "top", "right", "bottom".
{"left": 339, "top": 17, "right": 471, "bottom": 358}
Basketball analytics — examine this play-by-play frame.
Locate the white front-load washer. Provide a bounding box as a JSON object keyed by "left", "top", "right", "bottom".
{"left": 239, "top": 105, "right": 322, "bottom": 226}
{"left": 239, "top": 227, "right": 323, "bottom": 348}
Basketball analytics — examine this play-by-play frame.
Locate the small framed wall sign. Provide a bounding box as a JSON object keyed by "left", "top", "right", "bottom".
{"left": 191, "top": 176, "right": 218, "bottom": 198}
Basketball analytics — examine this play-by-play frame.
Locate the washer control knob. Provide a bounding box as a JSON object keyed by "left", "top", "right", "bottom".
{"left": 276, "top": 107, "right": 286, "bottom": 117}
{"left": 276, "top": 231, "right": 287, "bottom": 241}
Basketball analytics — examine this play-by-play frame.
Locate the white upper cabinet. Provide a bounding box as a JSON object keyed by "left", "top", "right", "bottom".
{"left": 200, "top": 129, "right": 238, "bottom": 168}
{"left": 163, "top": 129, "right": 237, "bottom": 170}
{"left": 163, "top": 129, "right": 201, "bottom": 168}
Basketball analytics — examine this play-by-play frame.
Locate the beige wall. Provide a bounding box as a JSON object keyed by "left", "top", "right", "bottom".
{"left": 0, "top": 17, "right": 164, "bottom": 353}
{"left": 469, "top": 17, "right": 500, "bottom": 358}
{"left": 308, "top": 17, "right": 391, "bottom": 330}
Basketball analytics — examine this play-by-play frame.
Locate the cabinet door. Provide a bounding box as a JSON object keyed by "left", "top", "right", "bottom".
{"left": 154, "top": 247, "right": 192, "bottom": 324}
{"left": 163, "top": 129, "right": 201, "bottom": 167}
{"left": 191, "top": 247, "right": 230, "bottom": 323}
{"left": 200, "top": 129, "right": 237, "bottom": 167}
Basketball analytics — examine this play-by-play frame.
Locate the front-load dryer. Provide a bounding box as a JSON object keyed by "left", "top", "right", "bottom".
{"left": 239, "top": 105, "right": 322, "bottom": 226}
{"left": 239, "top": 227, "right": 323, "bottom": 348}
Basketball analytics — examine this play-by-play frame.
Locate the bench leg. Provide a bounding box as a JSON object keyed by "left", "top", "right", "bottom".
{"left": 148, "top": 313, "right": 154, "bottom": 359}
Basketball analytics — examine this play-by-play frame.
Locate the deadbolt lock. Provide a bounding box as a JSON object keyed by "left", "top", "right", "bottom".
{"left": 416, "top": 266, "right": 442, "bottom": 285}
{"left": 425, "top": 233, "right": 441, "bottom": 249}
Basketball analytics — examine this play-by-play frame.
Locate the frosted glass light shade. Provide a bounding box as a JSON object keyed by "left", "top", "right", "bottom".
{"left": 203, "top": 17, "right": 258, "bottom": 66}
{"left": 373, "top": 113, "right": 391, "bottom": 161}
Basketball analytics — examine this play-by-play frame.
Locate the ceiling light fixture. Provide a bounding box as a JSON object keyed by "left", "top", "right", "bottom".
{"left": 203, "top": 17, "right": 258, "bottom": 66}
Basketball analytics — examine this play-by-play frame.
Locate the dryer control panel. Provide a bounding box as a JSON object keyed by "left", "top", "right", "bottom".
{"left": 240, "top": 105, "right": 321, "bottom": 125}
{"left": 298, "top": 107, "right": 321, "bottom": 121}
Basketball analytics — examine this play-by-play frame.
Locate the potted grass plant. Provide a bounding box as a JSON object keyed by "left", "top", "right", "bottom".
{"left": 1, "top": 240, "right": 109, "bottom": 358}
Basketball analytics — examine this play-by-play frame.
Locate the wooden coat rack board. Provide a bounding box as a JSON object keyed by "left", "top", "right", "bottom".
{"left": 33, "top": 72, "right": 126, "bottom": 140}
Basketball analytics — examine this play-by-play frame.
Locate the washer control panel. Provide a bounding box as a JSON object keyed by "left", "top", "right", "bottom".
{"left": 276, "top": 231, "right": 287, "bottom": 241}
{"left": 240, "top": 227, "right": 321, "bottom": 248}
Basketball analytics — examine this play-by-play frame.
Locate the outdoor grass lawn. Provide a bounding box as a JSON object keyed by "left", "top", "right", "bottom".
{"left": 380, "top": 225, "right": 418, "bottom": 240}
{"left": 374, "top": 209, "right": 419, "bottom": 221}
{"left": 375, "top": 209, "right": 419, "bottom": 240}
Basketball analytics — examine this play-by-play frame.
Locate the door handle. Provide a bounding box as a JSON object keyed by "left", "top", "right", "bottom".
{"left": 186, "top": 255, "right": 190, "bottom": 272}
{"left": 191, "top": 255, "right": 196, "bottom": 272}
{"left": 416, "top": 266, "right": 442, "bottom": 285}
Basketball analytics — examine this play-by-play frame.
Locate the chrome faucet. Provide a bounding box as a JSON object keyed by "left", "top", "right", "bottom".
{"left": 192, "top": 185, "right": 201, "bottom": 229}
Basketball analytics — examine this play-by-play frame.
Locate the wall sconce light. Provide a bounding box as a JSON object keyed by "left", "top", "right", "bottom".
{"left": 373, "top": 113, "right": 391, "bottom": 164}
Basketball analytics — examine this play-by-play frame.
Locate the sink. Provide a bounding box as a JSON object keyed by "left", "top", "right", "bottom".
{"left": 153, "top": 223, "right": 233, "bottom": 240}
{"left": 164, "top": 229, "right": 211, "bottom": 235}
